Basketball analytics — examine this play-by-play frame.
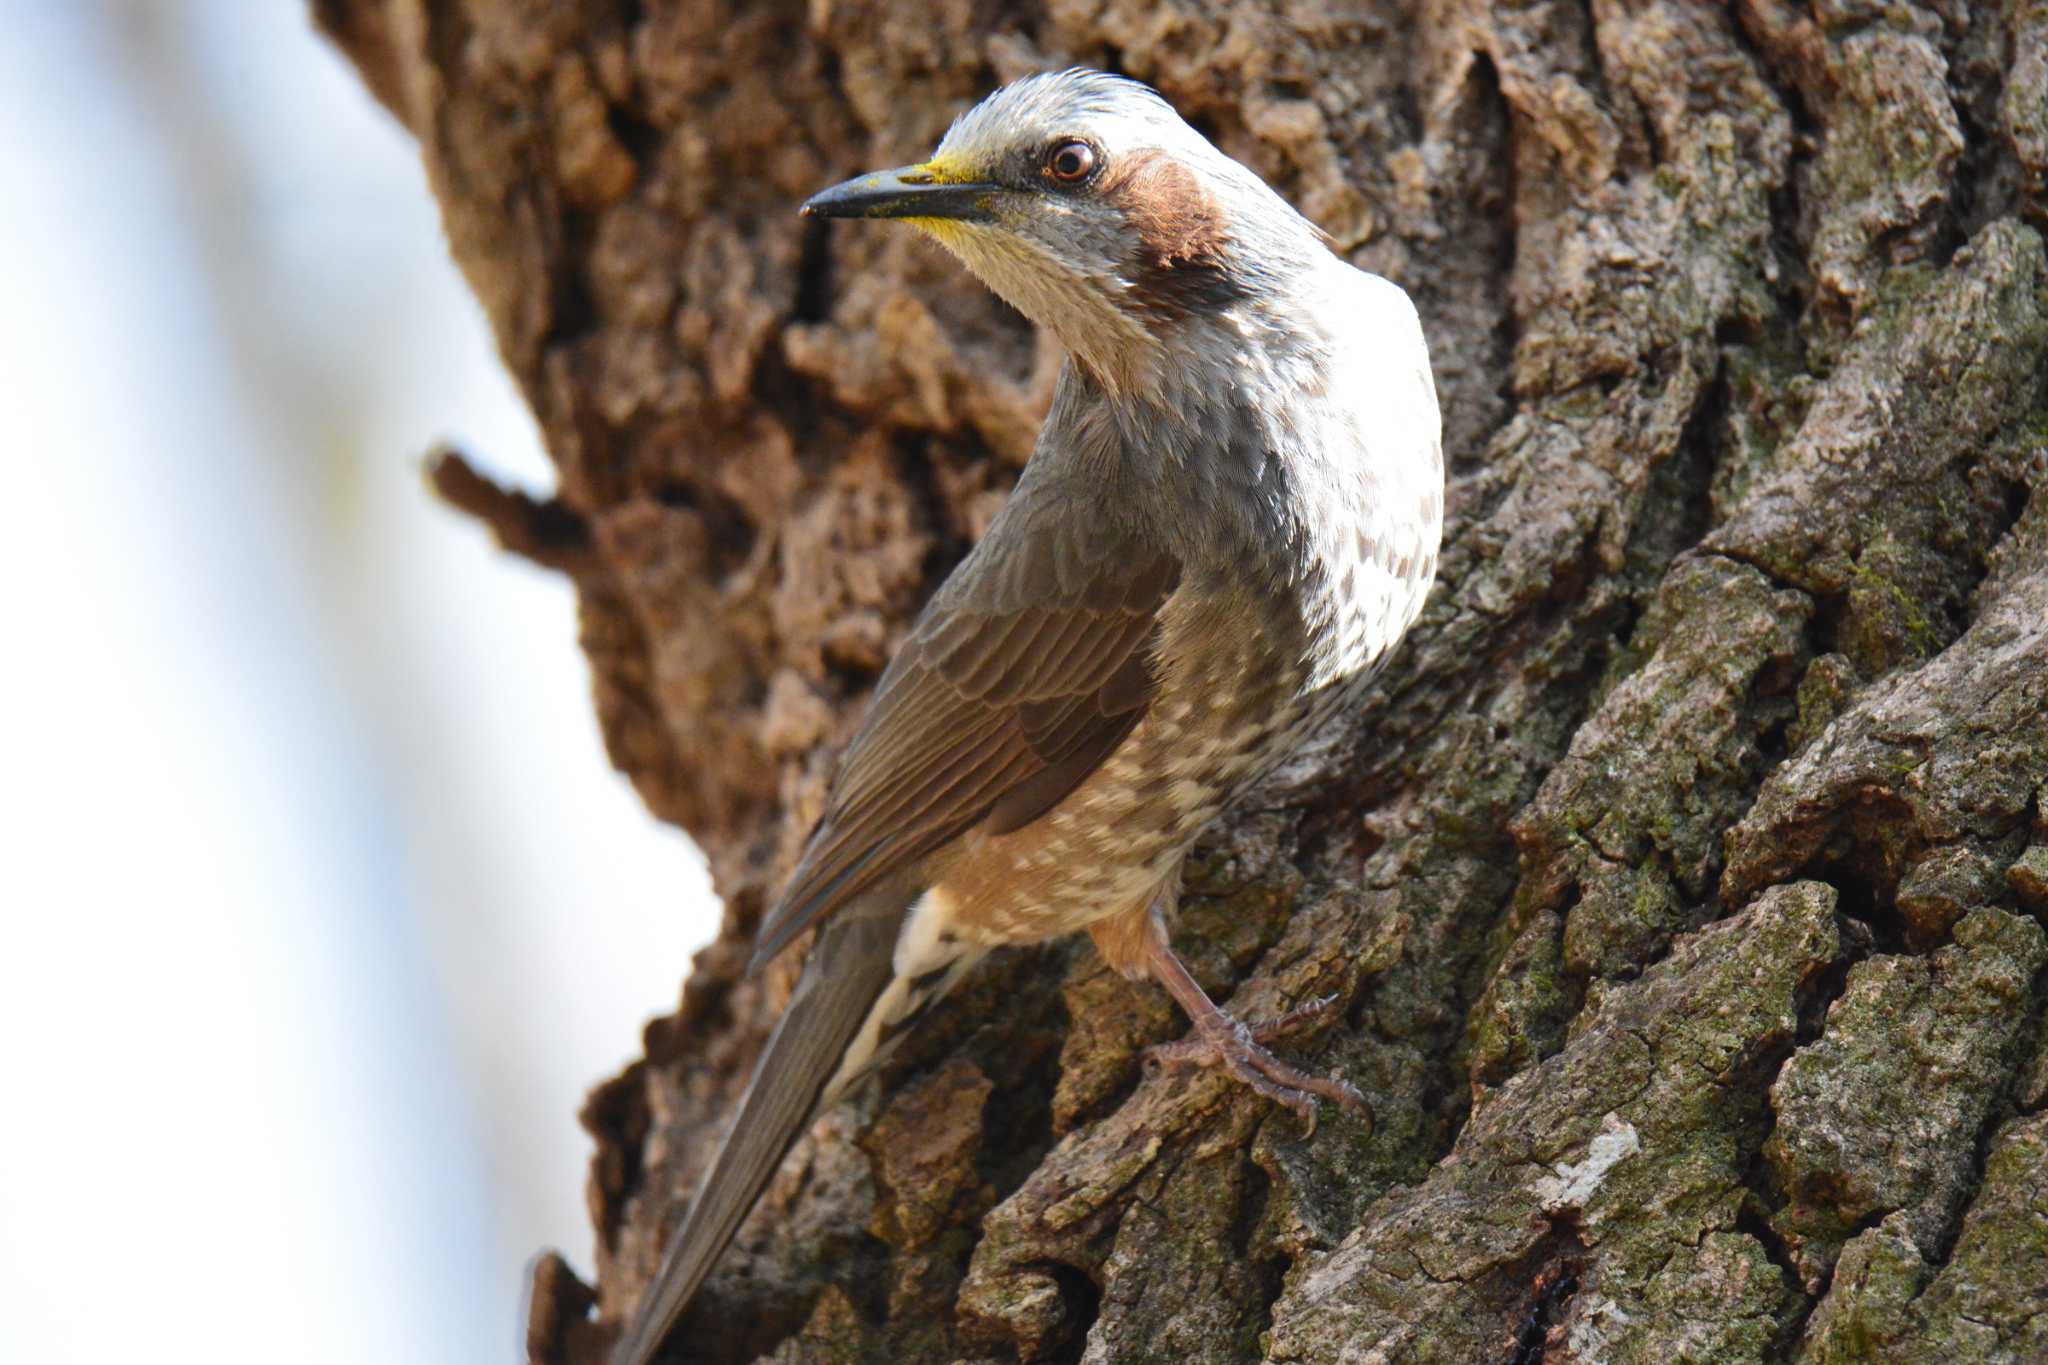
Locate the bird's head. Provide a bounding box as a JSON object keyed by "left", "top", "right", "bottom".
{"left": 802, "top": 69, "right": 1326, "bottom": 395}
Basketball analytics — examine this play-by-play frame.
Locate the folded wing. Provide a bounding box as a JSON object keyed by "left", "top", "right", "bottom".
{"left": 750, "top": 488, "right": 1179, "bottom": 971}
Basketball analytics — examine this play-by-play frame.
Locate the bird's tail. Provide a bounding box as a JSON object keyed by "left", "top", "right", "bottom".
{"left": 610, "top": 891, "right": 934, "bottom": 1365}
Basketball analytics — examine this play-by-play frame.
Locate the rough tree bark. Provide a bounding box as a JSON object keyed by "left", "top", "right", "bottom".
{"left": 318, "top": 2, "right": 2048, "bottom": 1361}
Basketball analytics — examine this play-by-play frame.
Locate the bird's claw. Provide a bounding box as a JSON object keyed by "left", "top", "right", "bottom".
{"left": 1238, "top": 991, "right": 1342, "bottom": 1044}
{"left": 1146, "top": 996, "right": 1371, "bottom": 1133}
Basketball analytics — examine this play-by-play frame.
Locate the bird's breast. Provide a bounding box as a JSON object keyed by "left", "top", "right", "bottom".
{"left": 925, "top": 581, "right": 1311, "bottom": 946}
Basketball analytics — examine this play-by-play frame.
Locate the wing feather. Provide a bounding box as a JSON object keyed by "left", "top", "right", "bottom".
{"left": 748, "top": 489, "right": 1177, "bottom": 972}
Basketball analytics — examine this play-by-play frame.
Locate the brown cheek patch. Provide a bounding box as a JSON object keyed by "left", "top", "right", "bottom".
{"left": 1103, "top": 150, "right": 1242, "bottom": 317}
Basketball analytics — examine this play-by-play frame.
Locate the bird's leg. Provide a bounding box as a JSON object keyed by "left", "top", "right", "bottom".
{"left": 1134, "top": 909, "right": 1371, "bottom": 1130}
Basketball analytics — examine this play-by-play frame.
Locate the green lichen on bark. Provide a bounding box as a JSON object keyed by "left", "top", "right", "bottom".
{"left": 1800, "top": 1111, "right": 2048, "bottom": 1364}
{"left": 1269, "top": 882, "right": 1841, "bottom": 1364}
{"left": 1766, "top": 910, "right": 2047, "bottom": 1288}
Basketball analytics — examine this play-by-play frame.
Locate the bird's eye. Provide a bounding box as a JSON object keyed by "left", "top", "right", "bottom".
{"left": 1044, "top": 140, "right": 1098, "bottom": 184}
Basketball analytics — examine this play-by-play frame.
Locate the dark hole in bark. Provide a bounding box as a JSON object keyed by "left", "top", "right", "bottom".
{"left": 1503, "top": 1259, "right": 1582, "bottom": 1365}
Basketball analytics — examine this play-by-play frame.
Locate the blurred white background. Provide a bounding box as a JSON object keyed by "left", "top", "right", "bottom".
{"left": 0, "top": 4, "right": 719, "bottom": 1362}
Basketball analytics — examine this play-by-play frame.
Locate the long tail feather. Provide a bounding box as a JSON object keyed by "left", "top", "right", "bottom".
{"left": 610, "top": 898, "right": 902, "bottom": 1365}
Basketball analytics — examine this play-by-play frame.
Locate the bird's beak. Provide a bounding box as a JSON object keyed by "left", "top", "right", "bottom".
{"left": 800, "top": 165, "right": 1001, "bottom": 222}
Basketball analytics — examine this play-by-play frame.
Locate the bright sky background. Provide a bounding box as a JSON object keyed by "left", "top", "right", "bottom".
{"left": 0, "top": 5, "right": 718, "bottom": 1361}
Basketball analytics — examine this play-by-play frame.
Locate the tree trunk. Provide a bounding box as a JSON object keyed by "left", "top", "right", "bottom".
{"left": 318, "top": 2, "right": 2048, "bottom": 1360}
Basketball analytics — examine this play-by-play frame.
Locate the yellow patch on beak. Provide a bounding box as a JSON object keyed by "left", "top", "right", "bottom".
{"left": 916, "top": 154, "right": 983, "bottom": 185}
{"left": 893, "top": 159, "right": 992, "bottom": 240}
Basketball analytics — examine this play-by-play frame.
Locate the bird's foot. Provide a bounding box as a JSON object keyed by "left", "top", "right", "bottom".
{"left": 1147, "top": 996, "right": 1370, "bottom": 1133}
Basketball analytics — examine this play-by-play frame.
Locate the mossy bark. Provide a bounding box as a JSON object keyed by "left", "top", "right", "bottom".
{"left": 318, "top": 2, "right": 2048, "bottom": 1361}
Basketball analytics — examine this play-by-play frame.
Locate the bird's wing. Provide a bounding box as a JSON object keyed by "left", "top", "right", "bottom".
{"left": 749, "top": 486, "right": 1179, "bottom": 971}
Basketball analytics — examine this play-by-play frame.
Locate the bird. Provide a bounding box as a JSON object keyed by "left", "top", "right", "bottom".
{"left": 611, "top": 68, "right": 1442, "bottom": 1365}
